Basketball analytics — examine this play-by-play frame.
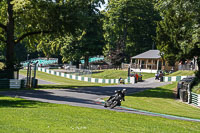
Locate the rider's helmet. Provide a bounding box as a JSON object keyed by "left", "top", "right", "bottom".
{"left": 122, "top": 89, "right": 126, "bottom": 94}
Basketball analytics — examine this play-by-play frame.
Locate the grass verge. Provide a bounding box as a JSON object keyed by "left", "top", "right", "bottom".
{"left": 167, "top": 70, "right": 195, "bottom": 77}
{"left": 19, "top": 70, "right": 113, "bottom": 89}
{"left": 91, "top": 69, "right": 155, "bottom": 80}
{"left": 192, "top": 81, "right": 200, "bottom": 94}
{"left": 122, "top": 82, "right": 200, "bottom": 119}
{"left": 0, "top": 96, "right": 200, "bottom": 133}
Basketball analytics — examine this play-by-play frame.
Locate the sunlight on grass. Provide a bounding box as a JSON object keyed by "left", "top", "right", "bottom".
{"left": 0, "top": 96, "right": 199, "bottom": 132}
{"left": 123, "top": 82, "right": 200, "bottom": 119}
{"left": 167, "top": 70, "right": 195, "bottom": 76}
{"left": 19, "top": 70, "right": 113, "bottom": 88}
{"left": 91, "top": 69, "right": 155, "bottom": 80}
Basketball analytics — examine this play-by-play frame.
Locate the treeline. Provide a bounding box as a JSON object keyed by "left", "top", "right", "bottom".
{"left": 0, "top": 0, "right": 199, "bottom": 78}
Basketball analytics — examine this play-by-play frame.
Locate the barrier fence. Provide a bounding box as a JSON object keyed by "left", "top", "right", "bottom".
{"left": 0, "top": 79, "right": 24, "bottom": 89}
{"left": 163, "top": 76, "right": 188, "bottom": 82}
{"left": 191, "top": 92, "right": 200, "bottom": 107}
{"left": 37, "top": 67, "right": 133, "bottom": 84}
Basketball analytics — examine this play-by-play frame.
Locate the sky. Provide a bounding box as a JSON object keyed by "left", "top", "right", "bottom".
{"left": 99, "top": 0, "right": 108, "bottom": 11}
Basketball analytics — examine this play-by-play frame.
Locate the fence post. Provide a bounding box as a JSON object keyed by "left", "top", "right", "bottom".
{"left": 187, "top": 83, "right": 191, "bottom": 104}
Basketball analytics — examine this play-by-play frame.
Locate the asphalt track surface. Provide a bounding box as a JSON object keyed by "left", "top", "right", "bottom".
{"left": 1, "top": 77, "right": 200, "bottom": 122}
{"left": 19, "top": 75, "right": 57, "bottom": 85}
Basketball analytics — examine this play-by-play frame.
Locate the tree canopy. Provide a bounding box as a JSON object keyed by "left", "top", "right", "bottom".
{"left": 0, "top": 0, "right": 104, "bottom": 78}
{"left": 103, "top": 0, "right": 160, "bottom": 65}
{"left": 155, "top": 0, "right": 200, "bottom": 68}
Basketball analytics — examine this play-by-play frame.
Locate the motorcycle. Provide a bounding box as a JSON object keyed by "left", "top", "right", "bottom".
{"left": 104, "top": 89, "right": 126, "bottom": 109}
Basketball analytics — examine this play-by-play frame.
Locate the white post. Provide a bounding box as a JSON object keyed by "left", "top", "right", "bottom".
{"left": 157, "top": 59, "right": 159, "bottom": 70}
{"left": 146, "top": 60, "right": 148, "bottom": 69}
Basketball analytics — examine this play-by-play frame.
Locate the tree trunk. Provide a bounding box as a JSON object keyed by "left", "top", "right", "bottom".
{"left": 84, "top": 55, "right": 89, "bottom": 69}
{"left": 5, "top": 0, "right": 15, "bottom": 78}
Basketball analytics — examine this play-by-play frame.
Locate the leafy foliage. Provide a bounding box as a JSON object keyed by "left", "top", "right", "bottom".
{"left": 0, "top": 0, "right": 105, "bottom": 77}
{"left": 103, "top": 0, "right": 160, "bottom": 64}
{"left": 38, "top": 1, "right": 106, "bottom": 68}
{"left": 155, "top": 0, "right": 200, "bottom": 67}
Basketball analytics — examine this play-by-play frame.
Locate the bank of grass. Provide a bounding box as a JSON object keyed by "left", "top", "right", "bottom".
{"left": 91, "top": 69, "right": 154, "bottom": 80}
{"left": 122, "top": 82, "right": 200, "bottom": 119}
{"left": 167, "top": 70, "right": 195, "bottom": 77}
{"left": 19, "top": 70, "right": 112, "bottom": 88}
{"left": 0, "top": 96, "right": 200, "bottom": 133}
{"left": 192, "top": 81, "right": 200, "bottom": 94}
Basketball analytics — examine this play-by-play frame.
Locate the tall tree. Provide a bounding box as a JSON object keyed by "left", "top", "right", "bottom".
{"left": 40, "top": 0, "right": 105, "bottom": 68}
{"left": 103, "top": 0, "right": 160, "bottom": 64}
{"left": 155, "top": 0, "right": 200, "bottom": 70}
{"left": 0, "top": 0, "right": 96, "bottom": 78}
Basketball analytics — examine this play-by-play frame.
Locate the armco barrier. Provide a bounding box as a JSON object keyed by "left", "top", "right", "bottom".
{"left": 163, "top": 76, "right": 188, "bottom": 82}
{"left": 191, "top": 92, "right": 200, "bottom": 107}
{"left": 37, "top": 67, "right": 133, "bottom": 84}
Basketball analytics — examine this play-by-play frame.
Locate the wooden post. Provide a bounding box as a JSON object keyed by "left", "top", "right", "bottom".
{"left": 157, "top": 59, "right": 159, "bottom": 70}
{"left": 146, "top": 59, "right": 148, "bottom": 69}
{"left": 139, "top": 59, "right": 141, "bottom": 70}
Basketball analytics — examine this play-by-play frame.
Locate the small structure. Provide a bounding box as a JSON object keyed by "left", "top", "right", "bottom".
{"left": 130, "top": 50, "right": 178, "bottom": 73}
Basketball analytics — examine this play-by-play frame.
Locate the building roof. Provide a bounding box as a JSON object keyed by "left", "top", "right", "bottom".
{"left": 131, "top": 50, "right": 161, "bottom": 59}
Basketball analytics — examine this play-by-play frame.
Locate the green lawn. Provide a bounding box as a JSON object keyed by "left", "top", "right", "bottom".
{"left": 192, "top": 81, "right": 200, "bottom": 94}
{"left": 167, "top": 70, "right": 195, "bottom": 77}
{"left": 1, "top": 69, "right": 199, "bottom": 132}
{"left": 91, "top": 69, "right": 155, "bottom": 80}
{"left": 0, "top": 96, "right": 200, "bottom": 133}
{"left": 122, "top": 82, "right": 200, "bottom": 119}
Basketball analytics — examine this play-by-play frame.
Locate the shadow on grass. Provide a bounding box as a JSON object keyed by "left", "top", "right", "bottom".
{"left": 0, "top": 96, "right": 48, "bottom": 108}
{"left": 37, "top": 85, "right": 94, "bottom": 89}
{"left": 91, "top": 70, "right": 104, "bottom": 74}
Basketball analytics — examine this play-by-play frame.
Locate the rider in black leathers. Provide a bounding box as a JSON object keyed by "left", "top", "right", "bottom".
{"left": 104, "top": 89, "right": 126, "bottom": 107}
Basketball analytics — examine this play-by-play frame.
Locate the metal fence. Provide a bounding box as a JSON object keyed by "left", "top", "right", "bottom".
{"left": 178, "top": 64, "right": 195, "bottom": 70}
{"left": 52, "top": 65, "right": 92, "bottom": 77}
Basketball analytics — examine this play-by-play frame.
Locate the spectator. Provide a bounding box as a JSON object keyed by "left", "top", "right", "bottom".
{"left": 135, "top": 73, "right": 139, "bottom": 82}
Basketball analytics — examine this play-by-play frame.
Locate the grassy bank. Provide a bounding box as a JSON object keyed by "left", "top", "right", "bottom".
{"left": 122, "top": 82, "right": 200, "bottom": 119}
{"left": 0, "top": 96, "right": 199, "bottom": 133}
{"left": 192, "top": 81, "right": 200, "bottom": 94}
{"left": 167, "top": 70, "right": 195, "bottom": 76}
{"left": 19, "top": 70, "right": 112, "bottom": 88}
{"left": 91, "top": 69, "right": 155, "bottom": 80}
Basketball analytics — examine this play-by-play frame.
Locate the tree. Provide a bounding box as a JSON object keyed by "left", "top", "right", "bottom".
{"left": 0, "top": 0, "right": 98, "bottom": 78}
{"left": 155, "top": 0, "right": 200, "bottom": 70}
{"left": 40, "top": 0, "right": 105, "bottom": 68}
{"left": 103, "top": 0, "right": 160, "bottom": 64}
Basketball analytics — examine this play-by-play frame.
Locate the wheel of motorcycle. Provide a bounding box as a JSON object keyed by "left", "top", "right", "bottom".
{"left": 104, "top": 102, "right": 108, "bottom": 107}
{"left": 110, "top": 101, "right": 118, "bottom": 109}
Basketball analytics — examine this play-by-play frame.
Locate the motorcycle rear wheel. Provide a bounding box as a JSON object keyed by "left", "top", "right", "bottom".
{"left": 110, "top": 101, "right": 118, "bottom": 109}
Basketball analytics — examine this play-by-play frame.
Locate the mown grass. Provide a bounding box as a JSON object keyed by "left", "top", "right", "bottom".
{"left": 19, "top": 70, "right": 112, "bottom": 88}
{"left": 192, "top": 81, "right": 200, "bottom": 94}
{"left": 122, "top": 82, "right": 200, "bottom": 119}
{"left": 167, "top": 70, "right": 195, "bottom": 76}
{"left": 91, "top": 69, "right": 155, "bottom": 80}
{"left": 0, "top": 96, "right": 200, "bottom": 133}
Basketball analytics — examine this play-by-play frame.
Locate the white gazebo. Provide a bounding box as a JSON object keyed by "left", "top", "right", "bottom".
{"left": 130, "top": 50, "right": 163, "bottom": 73}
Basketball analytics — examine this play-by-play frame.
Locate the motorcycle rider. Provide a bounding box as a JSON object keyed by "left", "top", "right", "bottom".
{"left": 104, "top": 89, "right": 126, "bottom": 107}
